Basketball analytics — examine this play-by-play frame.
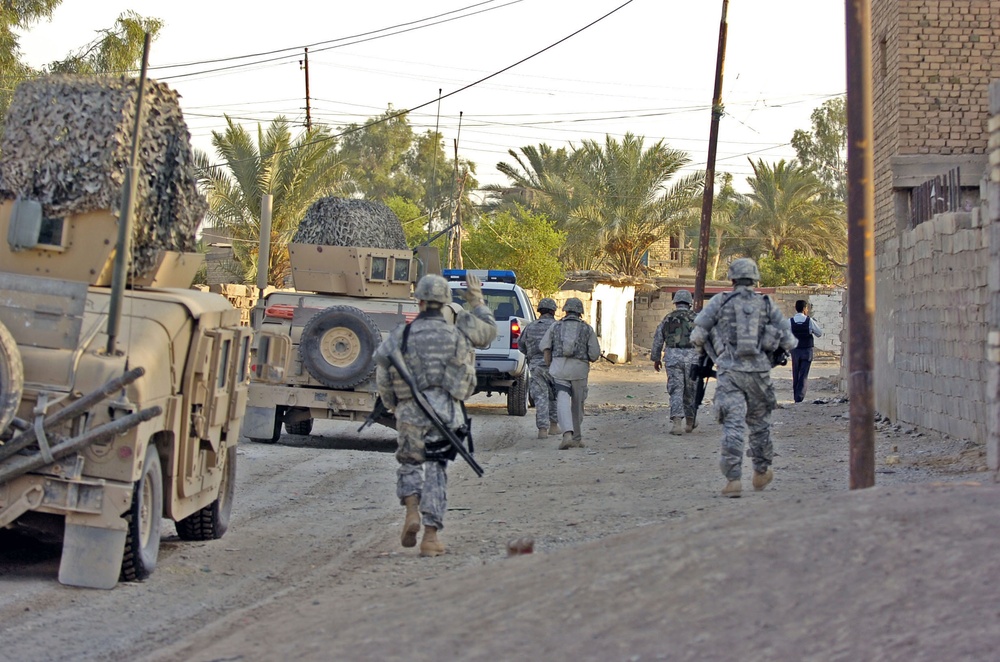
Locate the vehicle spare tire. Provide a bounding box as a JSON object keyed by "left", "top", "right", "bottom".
{"left": 0, "top": 320, "right": 24, "bottom": 434}
{"left": 299, "top": 306, "right": 381, "bottom": 389}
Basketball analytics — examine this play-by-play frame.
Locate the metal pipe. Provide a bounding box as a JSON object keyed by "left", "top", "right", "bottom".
{"left": 845, "top": 0, "right": 876, "bottom": 489}
{"left": 257, "top": 193, "right": 274, "bottom": 296}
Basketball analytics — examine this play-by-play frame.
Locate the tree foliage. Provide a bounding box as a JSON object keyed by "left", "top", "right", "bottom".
{"left": 743, "top": 159, "right": 847, "bottom": 266}
{"left": 462, "top": 205, "right": 566, "bottom": 295}
{"left": 791, "top": 96, "right": 847, "bottom": 202}
{"left": 197, "top": 117, "right": 351, "bottom": 286}
{"left": 758, "top": 249, "right": 843, "bottom": 287}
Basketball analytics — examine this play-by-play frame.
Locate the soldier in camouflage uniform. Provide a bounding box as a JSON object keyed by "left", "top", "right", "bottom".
{"left": 518, "top": 298, "right": 560, "bottom": 439}
{"left": 651, "top": 290, "right": 700, "bottom": 436}
{"left": 690, "top": 259, "right": 797, "bottom": 498}
{"left": 375, "top": 274, "right": 496, "bottom": 556}
{"left": 539, "top": 298, "right": 601, "bottom": 449}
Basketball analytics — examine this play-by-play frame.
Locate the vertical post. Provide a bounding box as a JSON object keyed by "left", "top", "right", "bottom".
{"left": 301, "top": 48, "right": 312, "bottom": 131}
{"left": 693, "top": 0, "right": 729, "bottom": 311}
{"left": 257, "top": 194, "right": 274, "bottom": 297}
{"left": 106, "top": 32, "right": 151, "bottom": 356}
{"left": 845, "top": 0, "right": 876, "bottom": 489}
{"left": 428, "top": 89, "right": 442, "bottom": 242}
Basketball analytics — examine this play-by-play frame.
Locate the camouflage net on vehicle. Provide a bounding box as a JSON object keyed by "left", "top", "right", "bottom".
{"left": 293, "top": 197, "right": 408, "bottom": 250}
{"left": 0, "top": 75, "right": 207, "bottom": 278}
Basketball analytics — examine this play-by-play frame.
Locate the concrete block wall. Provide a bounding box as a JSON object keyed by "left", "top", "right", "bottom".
{"left": 986, "top": 80, "right": 1000, "bottom": 470}
{"left": 875, "top": 211, "right": 989, "bottom": 443}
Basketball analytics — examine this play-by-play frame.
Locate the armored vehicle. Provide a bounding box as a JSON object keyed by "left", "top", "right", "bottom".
{"left": 0, "top": 73, "right": 250, "bottom": 588}
{"left": 244, "top": 198, "right": 421, "bottom": 441}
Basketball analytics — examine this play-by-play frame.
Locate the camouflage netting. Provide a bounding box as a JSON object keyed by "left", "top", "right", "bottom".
{"left": 293, "top": 197, "right": 408, "bottom": 249}
{"left": 0, "top": 75, "right": 207, "bottom": 278}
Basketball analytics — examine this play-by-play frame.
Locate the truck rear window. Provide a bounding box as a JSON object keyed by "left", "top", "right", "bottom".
{"left": 452, "top": 289, "right": 524, "bottom": 320}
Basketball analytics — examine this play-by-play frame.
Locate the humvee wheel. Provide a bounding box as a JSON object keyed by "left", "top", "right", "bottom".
{"left": 285, "top": 417, "right": 313, "bottom": 436}
{"left": 0, "top": 320, "right": 23, "bottom": 434}
{"left": 507, "top": 372, "right": 529, "bottom": 417}
{"left": 121, "top": 445, "right": 163, "bottom": 582}
{"left": 176, "top": 444, "right": 237, "bottom": 541}
{"left": 299, "top": 306, "right": 380, "bottom": 389}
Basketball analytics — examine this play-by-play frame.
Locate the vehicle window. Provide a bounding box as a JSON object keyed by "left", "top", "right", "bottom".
{"left": 449, "top": 287, "right": 524, "bottom": 320}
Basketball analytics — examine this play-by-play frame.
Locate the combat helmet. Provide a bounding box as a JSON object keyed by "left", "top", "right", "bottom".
{"left": 726, "top": 258, "right": 760, "bottom": 283}
{"left": 414, "top": 274, "right": 451, "bottom": 304}
{"left": 563, "top": 297, "right": 584, "bottom": 315}
{"left": 537, "top": 297, "right": 558, "bottom": 313}
{"left": 672, "top": 289, "right": 693, "bottom": 305}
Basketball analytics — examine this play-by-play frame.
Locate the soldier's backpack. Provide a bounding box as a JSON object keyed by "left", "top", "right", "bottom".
{"left": 663, "top": 309, "right": 695, "bottom": 349}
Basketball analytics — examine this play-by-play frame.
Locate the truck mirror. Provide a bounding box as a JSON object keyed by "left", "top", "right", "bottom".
{"left": 7, "top": 197, "right": 42, "bottom": 251}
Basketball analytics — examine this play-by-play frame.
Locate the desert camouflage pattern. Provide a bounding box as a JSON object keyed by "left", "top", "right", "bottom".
{"left": 0, "top": 75, "right": 205, "bottom": 278}
{"left": 294, "top": 197, "right": 408, "bottom": 249}
{"left": 691, "top": 285, "right": 796, "bottom": 373}
{"left": 520, "top": 315, "right": 558, "bottom": 430}
{"left": 714, "top": 370, "right": 777, "bottom": 479}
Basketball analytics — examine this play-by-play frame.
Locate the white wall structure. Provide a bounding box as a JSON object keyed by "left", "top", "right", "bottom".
{"left": 590, "top": 283, "right": 635, "bottom": 362}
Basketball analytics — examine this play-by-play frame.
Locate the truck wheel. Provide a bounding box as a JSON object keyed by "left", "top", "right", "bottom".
{"left": 120, "top": 445, "right": 163, "bottom": 582}
{"left": 0, "top": 320, "right": 23, "bottom": 434}
{"left": 176, "top": 444, "right": 236, "bottom": 541}
{"left": 299, "top": 306, "right": 381, "bottom": 389}
{"left": 285, "top": 418, "right": 313, "bottom": 436}
{"left": 507, "top": 374, "right": 529, "bottom": 416}
{"left": 247, "top": 406, "right": 284, "bottom": 443}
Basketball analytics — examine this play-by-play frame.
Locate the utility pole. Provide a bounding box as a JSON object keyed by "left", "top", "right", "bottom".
{"left": 446, "top": 112, "right": 463, "bottom": 268}
{"left": 692, "top": 0, "right": 729, "bottom": 311}
{"left": 299, "top": 48, "right": 312, "bottom": 131}
{"left": 845, "top": 0, "right": 876, "bottom": 489}
{"left": 428, "top": 89, "right": 442, "bottom": 242}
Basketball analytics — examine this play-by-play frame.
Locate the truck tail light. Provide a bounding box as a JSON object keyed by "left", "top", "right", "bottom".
{"left": 510, "top": 319, "right": 521, "bottom": 350}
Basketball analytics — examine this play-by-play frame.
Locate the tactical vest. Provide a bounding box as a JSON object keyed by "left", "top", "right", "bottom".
{"left": 790, "top": 317, "right": 814, "bottom": 349}
{"left": 710, "top": 289, "right": 775, "bottom": 358}
{"left": 548, "top": 317, "right": 593, "bottom": 360}
{"left": 521, "top": 316, "right": 555, "bottom": 367}
{"left": 662, "top": 309, "right": 696, "bottom": 349}
{"left": 393, "top": 315, "right": 476, "bottom": 402}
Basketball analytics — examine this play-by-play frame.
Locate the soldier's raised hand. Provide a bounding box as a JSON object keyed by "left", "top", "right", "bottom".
{"left": 463, "top": 273, "right": 484, "bottom": 307}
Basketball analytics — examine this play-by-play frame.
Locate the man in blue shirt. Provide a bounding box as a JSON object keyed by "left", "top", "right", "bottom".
{"left": 789, "top": 300, "right": 823, "bottom": 403}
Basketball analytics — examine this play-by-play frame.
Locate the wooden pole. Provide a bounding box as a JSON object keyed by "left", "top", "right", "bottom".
{"left": 693, "top": 0, "right": 729, "bottom": 311}
{"left": 845, "top": 0, "right": 876, "bottom": 489}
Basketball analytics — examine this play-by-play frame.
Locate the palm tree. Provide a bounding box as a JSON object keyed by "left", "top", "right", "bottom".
{"left": 197, "top": 116, "right": 353, "bottom": 286}
{"left": 570, "top": 133, "right": 702, "bottom": 276}
{"left": 743, "top": 159, "right": 846, "bottom": 266}
{"left": 704, "top": 173, "right": 750, "bottom": 280}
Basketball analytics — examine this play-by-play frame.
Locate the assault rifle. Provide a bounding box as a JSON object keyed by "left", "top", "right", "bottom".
{"left": 358, "top": 395, "right": 392, "bottom": 433}
{"left": 385, "top": 349, "right": 484, "bottom": 477}
{"left": 689, "top": 353, "right": 717, "bottom": 426}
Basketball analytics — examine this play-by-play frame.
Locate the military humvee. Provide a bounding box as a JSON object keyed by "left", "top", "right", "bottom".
{"left": 244, "top": 240, "right": 421, "bottom": 441}
{"left": 0, "top": 74, "right": 250, "bottom": 588}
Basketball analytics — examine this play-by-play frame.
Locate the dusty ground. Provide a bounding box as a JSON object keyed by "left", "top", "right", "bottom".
{"left": 1, "top": 357, "right": 995, "bottom": 661}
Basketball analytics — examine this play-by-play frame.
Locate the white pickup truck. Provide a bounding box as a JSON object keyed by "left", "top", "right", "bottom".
{"left": 444, "top": 269, "right": 534, "bottom": 415}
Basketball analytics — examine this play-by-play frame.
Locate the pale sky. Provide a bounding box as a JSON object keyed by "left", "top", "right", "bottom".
{"left": 17, "top": 0, "right": 847, "bottom": 196}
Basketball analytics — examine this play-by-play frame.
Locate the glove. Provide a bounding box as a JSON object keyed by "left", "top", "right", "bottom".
{"left": 463, "top": 273, "right": 484, "bottom": 308}
{"left": 653, "top": 360, "right": 662, "bottom": 373}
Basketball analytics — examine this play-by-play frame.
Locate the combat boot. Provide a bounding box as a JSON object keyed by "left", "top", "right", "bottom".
{"left": 537, "top": 428, "right": 548, "bottom": 439}
{"left": 401, "top": 495, "right": 421, "bottom": 548}
{"left": 670, "top": 418, "right": 684, "bottom": 436}
{"left": 685, "top": 417, "right": 697, "bottom": 433}
{"left": 548, "top": 422, "right": 560, "bottom": 435}
{"left": 752, "top": 467, "right": 774, "bottom": 491}
{"left": 559, "top": 431, "right": 583, "bottom": 449}
{"left": 420, "top": 526, "right": 446, "bottom": 557}
{"left": 722, "top": 479, "right": 742, "bottom": 498}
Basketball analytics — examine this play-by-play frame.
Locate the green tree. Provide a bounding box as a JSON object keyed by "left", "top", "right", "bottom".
{"left": 743, "top": 159, "right": 846, "bottom": 267}
{"left": 758, "top": 249, "right": 843, "bottom": 287}
{"left": 462, "top": 205, "right": 566, "bottom": 295}
{"left": 571, "top": 133, "right": 703, "bottom": 276}
{"left": 197, "top": 117, "right": 352, "bottom": 286}
{"left": 791, "top": 96, "right": 847, "bottom": 202}
{"left": 704, "top": 172, "right": 750, "bottom": 280}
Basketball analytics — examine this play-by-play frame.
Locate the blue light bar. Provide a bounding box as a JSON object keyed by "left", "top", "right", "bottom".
{"left": 442, "top": 269, "right": 517, "bottom": 284}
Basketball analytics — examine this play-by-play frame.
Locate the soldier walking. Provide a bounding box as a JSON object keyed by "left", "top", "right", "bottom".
{"left": 651, "top": 289, "right": 700, "bottom": 435}
{"left": 375, "top": 274, "right": 495, "bottom": 556}
{"left": 539, "top": 298, "right": 601, "bottom": 449}
{"left": 518, "top": 297, "right": 560, "bottom": 439}
{"left": 690, "top": 259, "right": 797, "bottom": 497}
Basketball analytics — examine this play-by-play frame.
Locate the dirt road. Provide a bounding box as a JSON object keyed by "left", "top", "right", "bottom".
{"left": 0, "top": 358, "right": 993, "bottom": 661}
